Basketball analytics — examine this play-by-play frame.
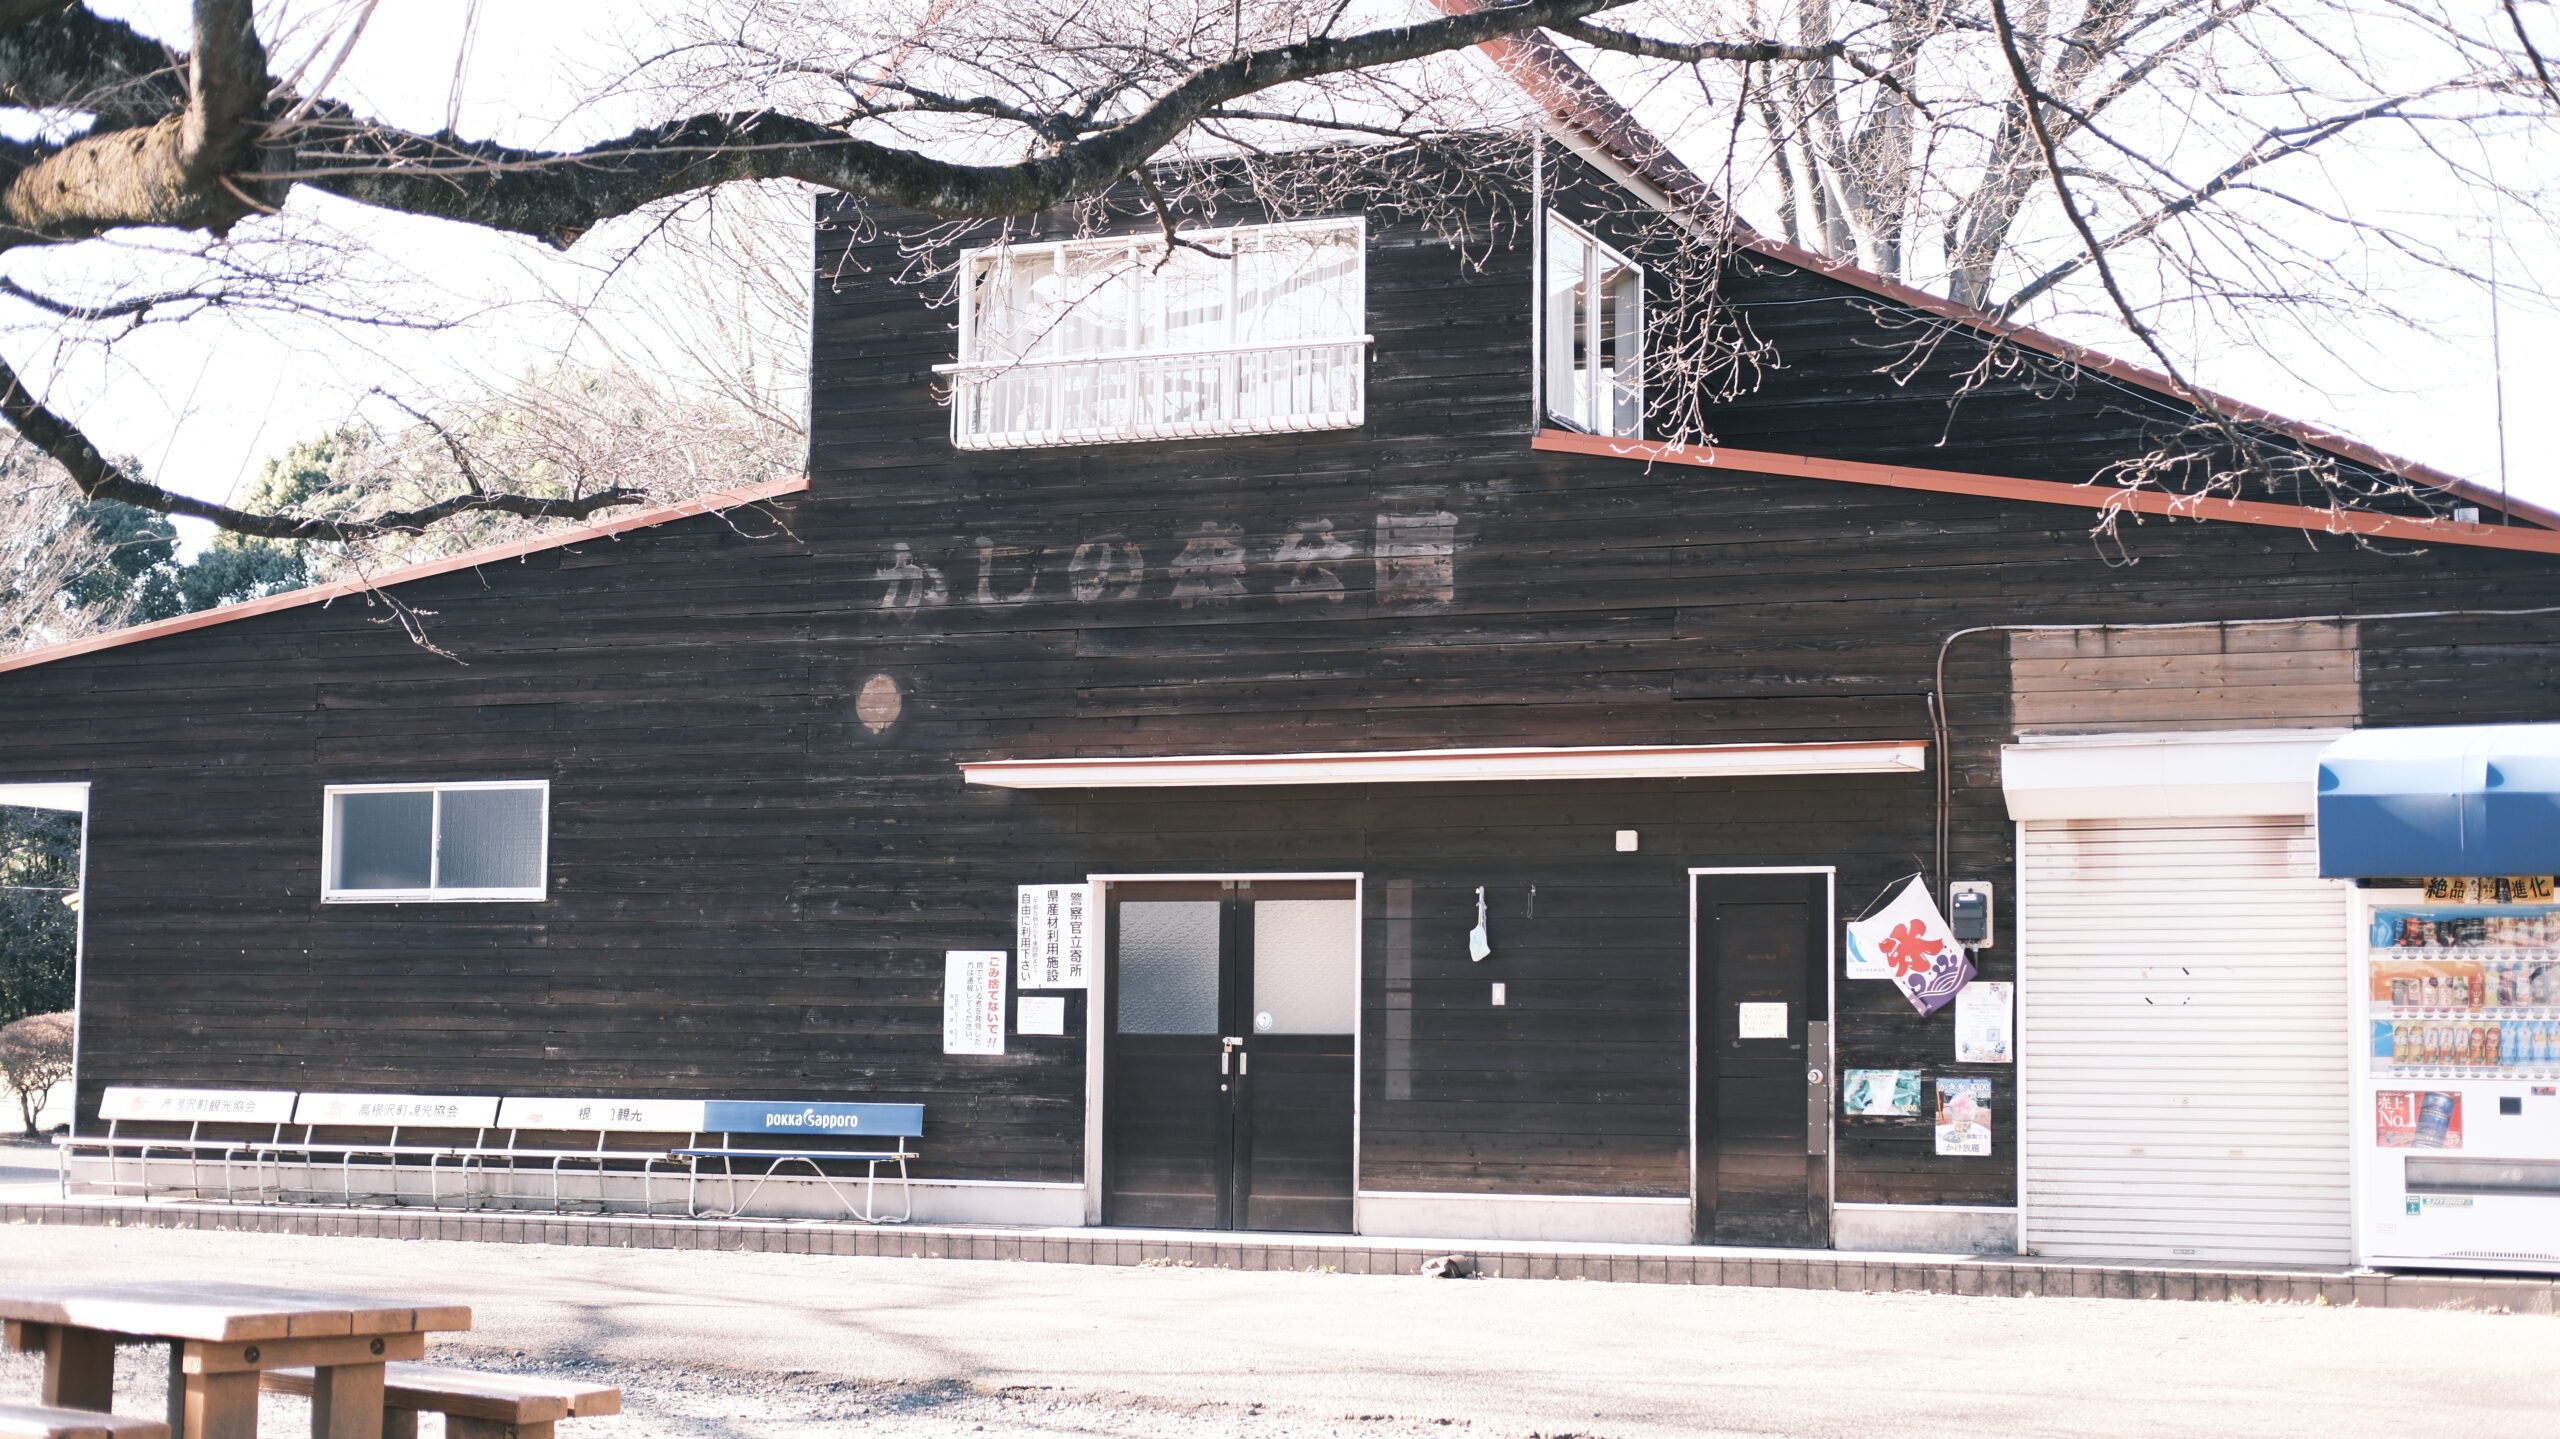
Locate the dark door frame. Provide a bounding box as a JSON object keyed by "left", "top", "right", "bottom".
{"left": 1081, "top": 871, "right": 1365, "bottom": 1227}
{"left": 1689, "top": 865, "right": 1836, "bottom": 1247}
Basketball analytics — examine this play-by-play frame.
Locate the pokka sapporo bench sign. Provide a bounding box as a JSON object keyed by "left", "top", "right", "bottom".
{"left": 698, "top": 1101, "right": 923, "bottom": 1135}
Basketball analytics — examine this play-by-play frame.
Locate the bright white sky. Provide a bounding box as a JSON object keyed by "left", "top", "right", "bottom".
{"left": 28, "top": 0, "right": 2560, "bottom": 543}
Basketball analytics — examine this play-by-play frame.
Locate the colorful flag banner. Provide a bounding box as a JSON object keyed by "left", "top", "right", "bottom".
{"left": 1845, "top": 875, "right": 1976, "bottom": 1016}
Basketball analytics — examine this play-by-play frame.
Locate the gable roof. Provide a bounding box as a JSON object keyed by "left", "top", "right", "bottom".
{"left": 1451, "top": 10, "right": 2560, "bottom": 533}
{"left": 0, "top": 475, "right": 807, "bottom": 678}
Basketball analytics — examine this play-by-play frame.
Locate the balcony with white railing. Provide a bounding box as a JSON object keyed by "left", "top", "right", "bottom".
{"left": 941, "top": 218, "right": 1368, "bottom": 451}
{"left": 940, "top": 336, "right": 1369, "bottom": 450}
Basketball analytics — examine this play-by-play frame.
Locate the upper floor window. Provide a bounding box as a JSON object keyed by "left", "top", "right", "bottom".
{"left": 324, "top": 781, "right": 548, "bottom": 902}
{"left": 942, "top": 218, "right": 1367, "bottom": 450}
{"left": 1542, "top": 214, "right": 1643, "bottom": 438}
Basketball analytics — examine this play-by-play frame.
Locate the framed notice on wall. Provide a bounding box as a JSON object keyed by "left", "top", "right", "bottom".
{"left": 943, "top": 950, "right": 1007, "bottom": 1055}
{"left": 1016, "top": 883, "right": 1094, "bottom": 989}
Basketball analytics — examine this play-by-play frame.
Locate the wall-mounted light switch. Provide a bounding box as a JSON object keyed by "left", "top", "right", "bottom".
{"left": 1491, "top": 982, "right": 1508, "bottom": 1006}
{"left": 1615, "top": 830, "right": 1639, "bottom": 852}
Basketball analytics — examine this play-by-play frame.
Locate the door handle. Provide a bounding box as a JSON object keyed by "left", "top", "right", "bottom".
{"left": 1221, "top": 1035, "right": 1243, "bottom": 1075}
{"left": 1804, "top": 1020, "right": 1833, "bottom": 1157}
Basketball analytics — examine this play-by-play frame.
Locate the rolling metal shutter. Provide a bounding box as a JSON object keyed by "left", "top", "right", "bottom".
{"left": 2021, "top": 817, "right": 2352, "bottom": 1263}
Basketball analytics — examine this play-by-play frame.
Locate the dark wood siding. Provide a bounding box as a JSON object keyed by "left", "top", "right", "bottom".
{"left": 0, "top": 149, "right": 2555, "bottom": 1211}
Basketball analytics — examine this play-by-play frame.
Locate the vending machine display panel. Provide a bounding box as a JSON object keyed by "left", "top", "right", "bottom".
{"left": 2354, "top": 895, "right": 2560, "bottom": 1273}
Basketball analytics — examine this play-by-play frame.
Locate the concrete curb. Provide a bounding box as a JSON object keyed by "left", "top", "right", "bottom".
{"left": 6, "top": 1199, "right": 2553, "bottom": 1314}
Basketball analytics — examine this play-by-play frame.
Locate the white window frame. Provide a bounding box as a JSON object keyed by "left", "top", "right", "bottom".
{"left": 321, "top": 780, "right": 550, "bottom": 904}
{"left": 936, "top": 216, "right": 1371, "bottom": 450}
{"left": 1540, "top": 211, "right": 1644, "bottom": 439}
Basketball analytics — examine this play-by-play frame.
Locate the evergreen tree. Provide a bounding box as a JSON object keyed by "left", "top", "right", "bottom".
{"left": 0, "top": 806, "right": 79, "bottom": 1023}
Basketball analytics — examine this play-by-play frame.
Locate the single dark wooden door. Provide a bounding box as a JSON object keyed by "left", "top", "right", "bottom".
{"left": 1104, "top": 880, "right": 1357, "bottom": 1231}
{"left": 1696, "top": 872, "right": 1832, "bottom": 1247}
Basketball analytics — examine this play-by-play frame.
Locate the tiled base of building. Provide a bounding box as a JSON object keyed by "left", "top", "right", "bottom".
{"left": 6, "top": 1197, "right": 2555, "bottom": 1314}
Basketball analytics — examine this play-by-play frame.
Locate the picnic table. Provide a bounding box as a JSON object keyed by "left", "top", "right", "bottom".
{"left": 0, "top": 1282, "right": 470, "bottom": 1439}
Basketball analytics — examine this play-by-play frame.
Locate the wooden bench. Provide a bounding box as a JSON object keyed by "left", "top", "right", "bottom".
{"left": 0, "top": 1403, "right": 168, "bottom": 1439}
{"left": 672, "top": 1101, "right": 924, "bottom": 1222}
{"left": 264, "top": 1363, "right": 619, "bottom": 1439}
{"left": 55, "top": 1087, "right": 299, "bottom": 1202}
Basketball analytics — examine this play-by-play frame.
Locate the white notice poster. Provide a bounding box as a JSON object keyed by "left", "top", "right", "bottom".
{"left": 944, "top": 950, "right": 1007, "bottom": 1055}
{"left": 1736, "top": 1002, "right": 1789, "bottom": 1039}
{"left": 1954, "top": 981, "right": 2014, "bottom": 1064}
{"left": 1017, "top": 996, "right": 1068, "bottom": 1036}
{"left": 1016, "top": 883, "right": 1094, "bottom": 989}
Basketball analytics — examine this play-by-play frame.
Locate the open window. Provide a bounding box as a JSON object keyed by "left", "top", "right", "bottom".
{"left": 940, "top": 218, "right": 1367, "bottom": 450}
{"left": 1542, "top": 214, "right": 1643, "bottom": 437}
{"left": 323, "top": 781, "right": 548, "bottom": 902}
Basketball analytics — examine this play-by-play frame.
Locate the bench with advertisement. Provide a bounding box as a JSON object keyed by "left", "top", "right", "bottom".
{"left": 670, "top": 1100, "right": 924, "bottom": 1222}
{"left": 60, "top": 1087, "right": 300, "bottom": 1203}
{"left": 58, "top": 1088, "right": 921, "bottom": 1222}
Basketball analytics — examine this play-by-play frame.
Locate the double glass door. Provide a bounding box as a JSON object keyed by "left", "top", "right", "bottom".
{"left": 1104, "top": 880, "right": 1357, "bottom": 1231}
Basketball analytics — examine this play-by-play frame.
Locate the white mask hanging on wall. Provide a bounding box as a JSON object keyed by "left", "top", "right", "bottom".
{"left": 1469, "top": 885, "right": 1492, "bottom": 962}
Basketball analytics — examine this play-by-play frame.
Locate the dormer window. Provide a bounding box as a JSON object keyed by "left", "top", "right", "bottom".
{"left": 942, "top": 218, "right": 1367, "bottom": 450}
{"left": 1542, "top": 214, "right": 1643, "bottom": 438}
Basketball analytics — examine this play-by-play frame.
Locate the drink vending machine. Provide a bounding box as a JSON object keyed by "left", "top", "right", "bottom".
{"left": 2355, "top": 893, "right": 2560, "bottom": 1272}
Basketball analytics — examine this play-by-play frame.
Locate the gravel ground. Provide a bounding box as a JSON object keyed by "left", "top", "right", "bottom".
{"left": 3, "top": 1224, "right": 2556, "bottom": 1438}
{"left": 0, "top": 1343, "right": 1509, "bottom": 1439}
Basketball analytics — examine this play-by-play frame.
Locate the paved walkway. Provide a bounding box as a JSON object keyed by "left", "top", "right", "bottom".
{"left": 6, "top": 1174, "right": 2555, "bottom": 1314}
{"left": 1, "top": 1224, "right": 2553, "bottom": 1439}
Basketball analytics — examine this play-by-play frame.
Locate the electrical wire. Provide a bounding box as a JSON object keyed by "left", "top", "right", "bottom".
{"left": 1927, "top": 605, "right": 2560, "bottom": 892}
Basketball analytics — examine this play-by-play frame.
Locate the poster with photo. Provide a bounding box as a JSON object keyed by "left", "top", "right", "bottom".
{"left": 1842, "top": 1069, "right": 1923, "bottom": 1117}
{"left": 1954, "top": 982, "right": 2014, "bottom": 1064}
{"left": 1935, "top": 1077, "right": 1993, "bottom": 1156}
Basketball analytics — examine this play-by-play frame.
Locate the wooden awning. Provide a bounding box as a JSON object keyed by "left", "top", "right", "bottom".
{"left": 960, "top": 741, "right": 1926, "bottom": 790}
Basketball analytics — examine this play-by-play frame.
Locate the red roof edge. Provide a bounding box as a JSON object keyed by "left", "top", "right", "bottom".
{"left": 1536, "top": 429, "right": 2560, "bottom": 556}
{"left": 1443, "top": 5, "right": 2560, "bottom": 533}
{"left": 0, "top": 474, "right": 810, "bottom": 678}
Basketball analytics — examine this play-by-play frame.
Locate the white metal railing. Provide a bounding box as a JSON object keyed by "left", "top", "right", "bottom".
{"left": 942, "top": 336, "right": 1369, "bottom": 450}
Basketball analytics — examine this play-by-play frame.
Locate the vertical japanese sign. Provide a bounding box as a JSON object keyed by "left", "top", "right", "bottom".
{"left": 1016, "top": 883, "right": 1094, "bottom": 989}
{"left": 943, "top": 950, "right": 1007, "bottom": 1055}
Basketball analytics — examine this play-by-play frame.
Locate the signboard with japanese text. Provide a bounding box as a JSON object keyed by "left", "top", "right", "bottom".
{"left": 1016, "top": 883, "right": 1094, "bottom": 989}
{"left": 98, "top": 1087, "right": 297, "bottom": 1123}
{"left": 496, "top": 1096, "right": 708, "bottom": 1132}
{"left": 293, "top": 1092, "right": 501, "bottom": 1127}
{"left": 2423, "top": 876, "right": 2556, "bottom": 903}
{"left": 944, "top": 950, "right": 1008, "bottom": 1055}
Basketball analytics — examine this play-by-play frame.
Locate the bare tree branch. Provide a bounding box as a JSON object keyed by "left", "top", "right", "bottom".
{"left": 2507, "top": 0, "right": 2559, "bottom": 107}
{"left": 0, "top": 344, "right": 643, "bottom": 540}
{"left": 1982, "top": 0, "right": 2299, "bottom": 508}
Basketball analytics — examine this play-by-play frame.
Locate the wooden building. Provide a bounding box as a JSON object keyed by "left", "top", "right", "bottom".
{"left": 7, "top": 47, "right": 2560, "bottom": 1258}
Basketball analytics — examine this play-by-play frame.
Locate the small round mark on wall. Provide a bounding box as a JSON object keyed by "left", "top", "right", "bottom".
{"left": 855, "top": 673, "right": 904, "bottom": 735}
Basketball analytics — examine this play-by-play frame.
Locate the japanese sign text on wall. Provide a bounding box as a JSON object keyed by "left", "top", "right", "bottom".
{"left": 1016, "top": 884, "right": 1093, "bottom": 989}
{"left": 944, "top": 950, "right": 1008, "bottom": 1055}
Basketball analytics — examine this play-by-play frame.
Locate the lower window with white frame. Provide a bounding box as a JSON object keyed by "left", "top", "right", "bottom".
{"left": 323, "top": 780, "right": 549, "bottom": 902}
